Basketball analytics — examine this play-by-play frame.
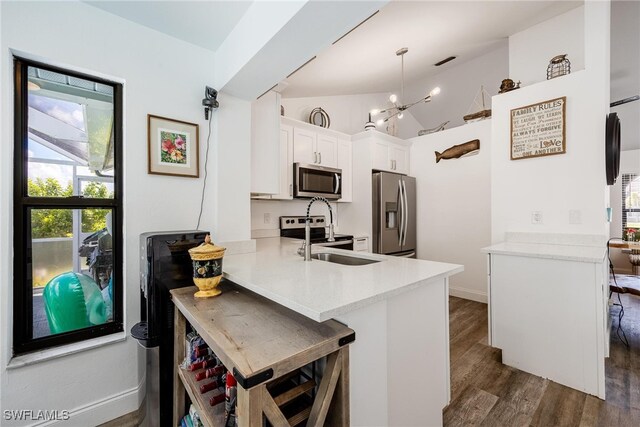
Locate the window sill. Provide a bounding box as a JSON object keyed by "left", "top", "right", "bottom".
{"left": 6, "top": 332, "right": 126, "bottom": 370}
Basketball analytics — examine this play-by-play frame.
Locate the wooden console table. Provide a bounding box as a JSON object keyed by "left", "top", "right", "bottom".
{"left": 171, "top": 281, "right": 355, "bottom": 427}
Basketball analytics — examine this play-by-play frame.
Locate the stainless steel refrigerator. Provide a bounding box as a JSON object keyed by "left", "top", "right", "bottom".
{"left": 372, "top": 171, "right": 416, "bottom": 257}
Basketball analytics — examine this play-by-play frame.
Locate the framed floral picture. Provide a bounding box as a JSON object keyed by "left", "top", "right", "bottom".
{"left": 147, "top": 114, "right": 199, "bottom": 177}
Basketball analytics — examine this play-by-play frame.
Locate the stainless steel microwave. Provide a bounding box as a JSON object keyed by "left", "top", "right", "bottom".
{"left": 293, "top": 163, "right": 342, "bottom": 200}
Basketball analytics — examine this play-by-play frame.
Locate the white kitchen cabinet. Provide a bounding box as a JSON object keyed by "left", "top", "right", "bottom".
{"left": 252, "top": 116, "right": 352, "bottom": 202}
{"left": 372, "top": 140, "right": 389, "bottom": 172}
{"left": 292, "top": 127, "right": 316, "bottom": 165}
{"left": 274, "top": 124, "right": 294, "bottom": 200}
{"left": 483, "top": 243, "right": 608, "bottom": 398}
{"left": 316, "top": 134, "right": 338, "bottom": 167}
{"left": 389, "top": 144, "right": 409, "bottom": 174}
{"left": 337, "top": 137, "right": 352, "bottom": 202}
{"left": 370, "top": 136, "right": 410, "bottom": 174}
{"left": 250, "top": 91, "right": 281, "bottom": 195}
{"left": 293, "top": 127, "right": 337, "bottom": 168}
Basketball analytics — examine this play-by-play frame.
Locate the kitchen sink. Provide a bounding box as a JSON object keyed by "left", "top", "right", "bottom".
{"left": 311, "top": 252, "right": 381, "bottom": 266}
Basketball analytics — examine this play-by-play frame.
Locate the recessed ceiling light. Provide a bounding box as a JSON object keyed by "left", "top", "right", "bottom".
{"left": 434, "top": 56, "right": 457, "bottom": 67}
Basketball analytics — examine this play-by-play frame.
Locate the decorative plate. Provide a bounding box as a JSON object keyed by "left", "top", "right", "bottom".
{"left": 308, "top": 107, "right": 330, "bottom": 128}
{"left": 605, "top": 112, "right": 621, "bottom": 185}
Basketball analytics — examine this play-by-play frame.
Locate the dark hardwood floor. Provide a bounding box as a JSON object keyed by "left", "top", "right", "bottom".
{"left": 445, "top": 283, "right": 640, "bottom": 426}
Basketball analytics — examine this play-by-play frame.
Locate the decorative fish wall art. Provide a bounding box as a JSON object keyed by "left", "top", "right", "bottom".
{"left": 434, "top": 139, "right": 480, "bottom": 163}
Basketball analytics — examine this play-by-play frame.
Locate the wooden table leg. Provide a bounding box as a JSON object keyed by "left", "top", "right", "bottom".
{"left": 326, "top": 347, "right": 350, "bottom": 427}
{"left": 173, "top": 307, "right": 187, "bottom": 426}
{"left": 236, "top": 385, "right": 263, "bottom": 427}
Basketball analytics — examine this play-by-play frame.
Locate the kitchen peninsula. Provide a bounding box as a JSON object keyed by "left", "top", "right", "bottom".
{"left": 222, "top": 237, "right": 463, "bottom": 426}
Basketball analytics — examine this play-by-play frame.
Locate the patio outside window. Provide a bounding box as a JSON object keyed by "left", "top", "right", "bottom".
{"left": 13, "top": 58, "right": 123, "bottom": 354}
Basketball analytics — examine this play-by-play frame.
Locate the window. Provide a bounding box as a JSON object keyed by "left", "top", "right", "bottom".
{"left": 622, "top": 173, "right": 640, "bottom": 237}
{"left": 13, "top": 58, "right": 123, "bottom": 354}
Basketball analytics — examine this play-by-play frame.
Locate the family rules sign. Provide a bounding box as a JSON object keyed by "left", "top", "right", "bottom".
{"left": 510, "top": 97, "right": 566, "bottom": 160}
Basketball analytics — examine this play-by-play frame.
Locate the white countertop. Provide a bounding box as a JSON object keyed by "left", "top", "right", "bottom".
{"left": 222, "top": 237, "right": 463, "bottom": 322}
{"left": 481, "top": 241, "right": 606, "bottom": 263}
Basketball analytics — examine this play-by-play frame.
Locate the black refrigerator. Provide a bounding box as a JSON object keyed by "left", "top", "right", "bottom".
{"left": 131, "top": 231, "right": 207, "bottom": 427}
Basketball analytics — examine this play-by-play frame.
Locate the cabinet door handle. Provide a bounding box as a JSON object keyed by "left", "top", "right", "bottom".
{"left": 314, "top": 152, "right": 318, "bottom": 163}
{"left": 318, "top": 152, "right": 322, "bottom": 164}
{"left": 289, "top": 184, "right": 292, "bottom": 196}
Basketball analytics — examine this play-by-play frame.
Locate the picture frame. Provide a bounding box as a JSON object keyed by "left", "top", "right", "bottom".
{"left": 510, "top": 96, "right": 566, "bottom": 160}
{"left": 147, "top": 114, "right": 199, "bottom": 177}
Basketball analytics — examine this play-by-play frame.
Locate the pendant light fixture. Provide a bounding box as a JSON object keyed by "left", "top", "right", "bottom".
{"left": 370, "top": 47, "right": 440, "bottom": 126}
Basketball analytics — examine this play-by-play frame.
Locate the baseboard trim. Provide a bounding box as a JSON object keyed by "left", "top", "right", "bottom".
{"left": 97, "top": 397, "right": 146, "bottom": 427}
{"left": 449, "top": 287, "right": 488, "bottom": 304}
{"left": 32, "top": 375, "right": 145, "bottom": 426}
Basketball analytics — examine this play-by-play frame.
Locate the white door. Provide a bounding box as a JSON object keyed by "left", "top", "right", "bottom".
{"left": 316, "top": 134, "right": 338, "bottom": 167}
{"left": 293, "top": 127, "right": 316, "bottom": 164}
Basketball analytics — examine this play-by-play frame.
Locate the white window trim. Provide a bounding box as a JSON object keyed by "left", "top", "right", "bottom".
{"left": 6, "top": 331, "right": 126, "bottom": 370}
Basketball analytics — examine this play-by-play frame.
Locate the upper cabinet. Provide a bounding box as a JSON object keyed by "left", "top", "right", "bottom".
{"left": 389, "top": 144, "right": 409, "bottom": 174}
{"left": 315, "top": 134, "right": 338, "bottom": 168}
{"left": 368, "top": 132, "right": 410, "bottom": 174}
{"left": 337, "top": 138, "right": 352, "bottom": 202}
{"left": 292, "top": 127, "right": 316, "bottom": 165}
{"left": 250, "top": 102, "right": 352, "bottom": 201}
{"left": 293, "top": 127, "right": 337, "bottom": 168}
{"left": 277, "top": 124, "right": 294, "bottom": 199}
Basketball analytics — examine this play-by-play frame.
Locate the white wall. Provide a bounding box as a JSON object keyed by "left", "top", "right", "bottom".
{"left": 212, "top": 93, "right": 252, "bottom": 243}
{"left": 405, "top": 41, "right": 509, "bottom": 130}
{"left": 0, "top": 2, "right": 221, "bottom": 424}
{"left": 610, "top": 0, "right": 640, "bottom": 103}
{"left": 409, "top": 120, "right": 492, "bottom": 303}
{"left": 509, "top": 5, "right": 585, "bottom": 87}
{"left": 281, "top": 92, "right": 423, "bottom": 139}
{"left": 492, "top": 2, "right": 610, "bottom": 243}
{"left": 610, "top": 149, "right": 640, "bottom": 273}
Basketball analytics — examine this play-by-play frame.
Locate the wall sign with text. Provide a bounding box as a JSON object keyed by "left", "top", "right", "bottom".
{"left": 510, "top": 96, "right": 566, "bottom": 160}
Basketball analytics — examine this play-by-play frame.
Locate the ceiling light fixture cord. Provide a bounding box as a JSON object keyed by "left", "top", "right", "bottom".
{"left": 400, "top": 51, "right": 404, "bottom": 105}
{"left": 196, "top": 114, "right": 212, "bottom": 230}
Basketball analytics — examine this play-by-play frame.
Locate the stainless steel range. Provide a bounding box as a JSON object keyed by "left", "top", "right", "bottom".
{"left": 280, "top": 216, "right": 354, "bottom": 250}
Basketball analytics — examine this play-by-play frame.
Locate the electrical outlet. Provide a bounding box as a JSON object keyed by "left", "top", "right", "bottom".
{"left": 263, "top": 213, "right": 271, "bottom": 224}
{"left": 569, "top": 209, "right": 582, "bottom": 224}
{"left": 531, "top": 211, "right": 543, "bottom": 225}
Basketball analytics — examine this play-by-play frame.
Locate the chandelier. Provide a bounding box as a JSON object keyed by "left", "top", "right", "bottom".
{"left": 370, "top": 47, "right": 440, "bottom": 126}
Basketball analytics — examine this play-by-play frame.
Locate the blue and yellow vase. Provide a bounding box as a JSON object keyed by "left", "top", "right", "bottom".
{"left": 188, "top": 235, "right": 226, "bottom": 298}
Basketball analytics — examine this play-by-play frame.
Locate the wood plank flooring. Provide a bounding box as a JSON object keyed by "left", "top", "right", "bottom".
{"left": 444, "top": 292, "right": 640, "bottom": 426}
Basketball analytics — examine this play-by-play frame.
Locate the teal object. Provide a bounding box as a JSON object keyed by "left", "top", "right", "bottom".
{"left": 43, "top": 272, "right": 107, "bottom": 334}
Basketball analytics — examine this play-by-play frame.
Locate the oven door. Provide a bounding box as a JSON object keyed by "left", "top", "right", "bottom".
{"left": 294, "top": 163, "right": 342, "bottom": 200}
{"left": 313, "top": 239, "right": 353, "bottom": 251}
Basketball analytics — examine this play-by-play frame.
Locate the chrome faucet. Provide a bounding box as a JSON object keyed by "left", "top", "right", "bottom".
{"left": 298, "top": 196, "right": 335, "bottom": 261}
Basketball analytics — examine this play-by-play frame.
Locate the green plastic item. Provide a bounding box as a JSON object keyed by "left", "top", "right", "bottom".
{"left": 43, "top": 272, "right": 107, "bottom": 334}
